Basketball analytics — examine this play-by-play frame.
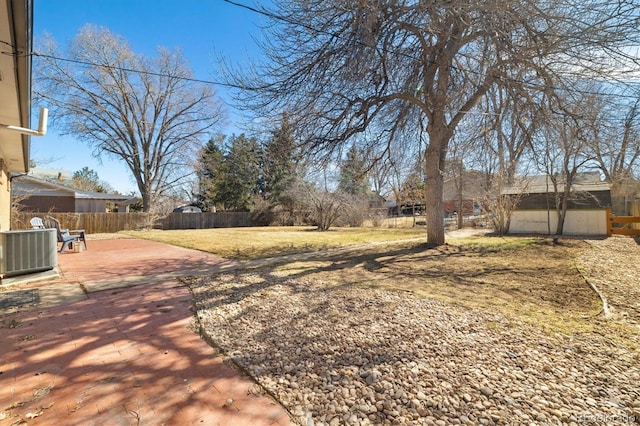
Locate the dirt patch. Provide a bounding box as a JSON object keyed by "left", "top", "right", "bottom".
{"left": 0, "top": 289, "right": 40, "bottom": 310}
{"left": 384, "top": 240, "right": 596, "bottom": 314}
{"left": 262, "top": 237, "right": 601, "bottom": 334}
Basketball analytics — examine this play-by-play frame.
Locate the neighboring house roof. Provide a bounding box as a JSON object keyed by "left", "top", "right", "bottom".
{"left": 27, "top": 168, "right": 74, "bottom": 186}
{"left": 0, "top": 0, "right": 32, "bottom": 173}
{"left": 13, "top": 175, "right": 138, "bottom": 205}
{"left": 443, "top": 170, "right": 487, "bottom": 201}
{"left": 502, "top": 172, "right": 610, "bottom": 195}
{"left": 172, "top": 205, "right": 202, "bottom": 213}
{"left": 368, "top": 192, "right": 386, "bottom": 202}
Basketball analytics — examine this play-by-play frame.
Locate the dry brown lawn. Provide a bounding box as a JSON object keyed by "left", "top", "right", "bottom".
{"left": 127, "top": 227, "right": 632, "bottom": 342}
{"left": 247, "top": 236, "right": 614, "bottom": 338}
{"left": 124, "top": 226, "right": 426, "bottom": 260}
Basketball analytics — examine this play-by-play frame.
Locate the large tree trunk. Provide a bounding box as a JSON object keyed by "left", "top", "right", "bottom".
{"left": 140, "top": 185, "right": 152, "bottom": 213}
{"left": 424, "top": 145, "right": 446, "bottom": 246}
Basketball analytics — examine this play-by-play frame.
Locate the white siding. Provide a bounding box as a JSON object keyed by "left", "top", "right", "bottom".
{"left": 510, "top": 210, "right": 607, "bottom": 235}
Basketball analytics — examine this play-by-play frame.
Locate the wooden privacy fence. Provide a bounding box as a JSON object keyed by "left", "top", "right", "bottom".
{"left": 160, "top": 212, "right": 252, "bottom": 229}
{"left": 606, "top": 209, "right": 640, "bottom": 237}
{"left": 12, "top": 212, "right": 253, "bottom": 234}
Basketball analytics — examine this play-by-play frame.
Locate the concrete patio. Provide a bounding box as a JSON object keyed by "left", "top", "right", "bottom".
{"left": 0, "top": 238, "right": 293, "bottom": 425}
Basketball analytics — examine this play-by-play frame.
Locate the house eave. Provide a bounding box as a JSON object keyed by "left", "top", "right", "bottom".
{"left": 0, "top": 0, "right": 33, "bottom": 173}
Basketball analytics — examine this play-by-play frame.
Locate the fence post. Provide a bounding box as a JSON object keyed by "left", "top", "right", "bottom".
{"left": 606, "top": 208, "right": 612, "bottom": 237}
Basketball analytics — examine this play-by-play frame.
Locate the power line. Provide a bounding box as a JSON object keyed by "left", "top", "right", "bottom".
{"left": 223, "top": 0, "right": 640, "bottom": 99}
{"left": 18, "top": 48, "right": 639, "bottom": 109}
{"left": 5, "top": 1, "right": 638, "bottom": 102}
{"left": 29, "top": 52, "right": 251, "bottom": 90}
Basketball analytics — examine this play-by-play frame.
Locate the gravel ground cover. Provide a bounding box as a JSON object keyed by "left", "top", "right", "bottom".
{"left": 187, "top": 266, "right": 640, "bottom": 426}
{"left": 577, "top": 236, "right": 640, "bottom": 327}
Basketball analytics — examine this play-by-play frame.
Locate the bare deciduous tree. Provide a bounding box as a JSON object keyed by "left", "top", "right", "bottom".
{"left": 466, "top": 84, "right": 544, "bottom": 234}
{"left": 227, "top": 0, "right": 639, "bottom": 245}
{"left": 308, "top": 189, "right": 348, "bottom": 231}
{"left": 482, "top": 175, "right": 528, "bottom": 235}
{"left": 283, "top": 177, "right": 346, "bottom": 231}
{"left": 588, "top": 98, "right": 640, "bottom": 213}
{"left": 480, "top": 83, "right": 541, "bottom": 186}
{"left": 35, "top": 25, "right": 225, "bottom": 212}
{"left": 534, "top": 92, "right": 598, "bottom": 235}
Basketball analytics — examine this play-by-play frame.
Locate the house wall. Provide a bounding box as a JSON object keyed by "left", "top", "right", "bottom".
{"left": 0, "top": 160, "right": 10, "bottom": 231}
{"left": 509, "top": 209, "right": 607, "bottom": 236}
{"left": 75, "top": 199, "right": 107, "bottom": 213}
{"left": 19, "top": 195, "right": 76, "bottom": 213}
{"left": 444, "top": 199, "right": 475, "bottom": 216}
{"left": 516, "top": 190, "right": 612, "bottom": 210}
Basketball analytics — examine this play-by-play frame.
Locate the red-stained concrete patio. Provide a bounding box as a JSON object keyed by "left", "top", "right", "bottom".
{"left": 0, "top": 238, "right": 293, "bottom": 425}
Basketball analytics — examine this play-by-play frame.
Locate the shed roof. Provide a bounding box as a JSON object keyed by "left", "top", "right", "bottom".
{"left": 502, "top": 173, "right": 610, "bottom": 195}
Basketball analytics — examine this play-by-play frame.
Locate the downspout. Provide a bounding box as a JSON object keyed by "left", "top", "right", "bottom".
{"left": 0, "top": 107, "right": 48, "bottom": 136}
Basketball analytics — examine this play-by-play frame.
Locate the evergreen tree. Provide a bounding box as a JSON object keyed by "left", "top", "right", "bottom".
{"left": 71, "top": 167, "right": 109, "bottom": 193}
{"left": 338, "top": 144, "right": 369, "bottom": 196}
{"left": 263, "top": 113, "right": 298, "bottom": 203}
{"left": 196, "top": 136, "right": 225, "bottom": 211}
{"left": 216, "top": 134, "right": 262, "bottom": 211}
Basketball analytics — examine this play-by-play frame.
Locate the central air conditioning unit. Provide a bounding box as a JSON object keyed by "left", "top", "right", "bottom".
{"left": 0, "top": 229, "right": 57, "bottom": 278}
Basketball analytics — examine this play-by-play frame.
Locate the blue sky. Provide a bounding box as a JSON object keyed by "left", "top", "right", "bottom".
{"left": 31, "top": 0, "right": 267, "bottom": 194}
